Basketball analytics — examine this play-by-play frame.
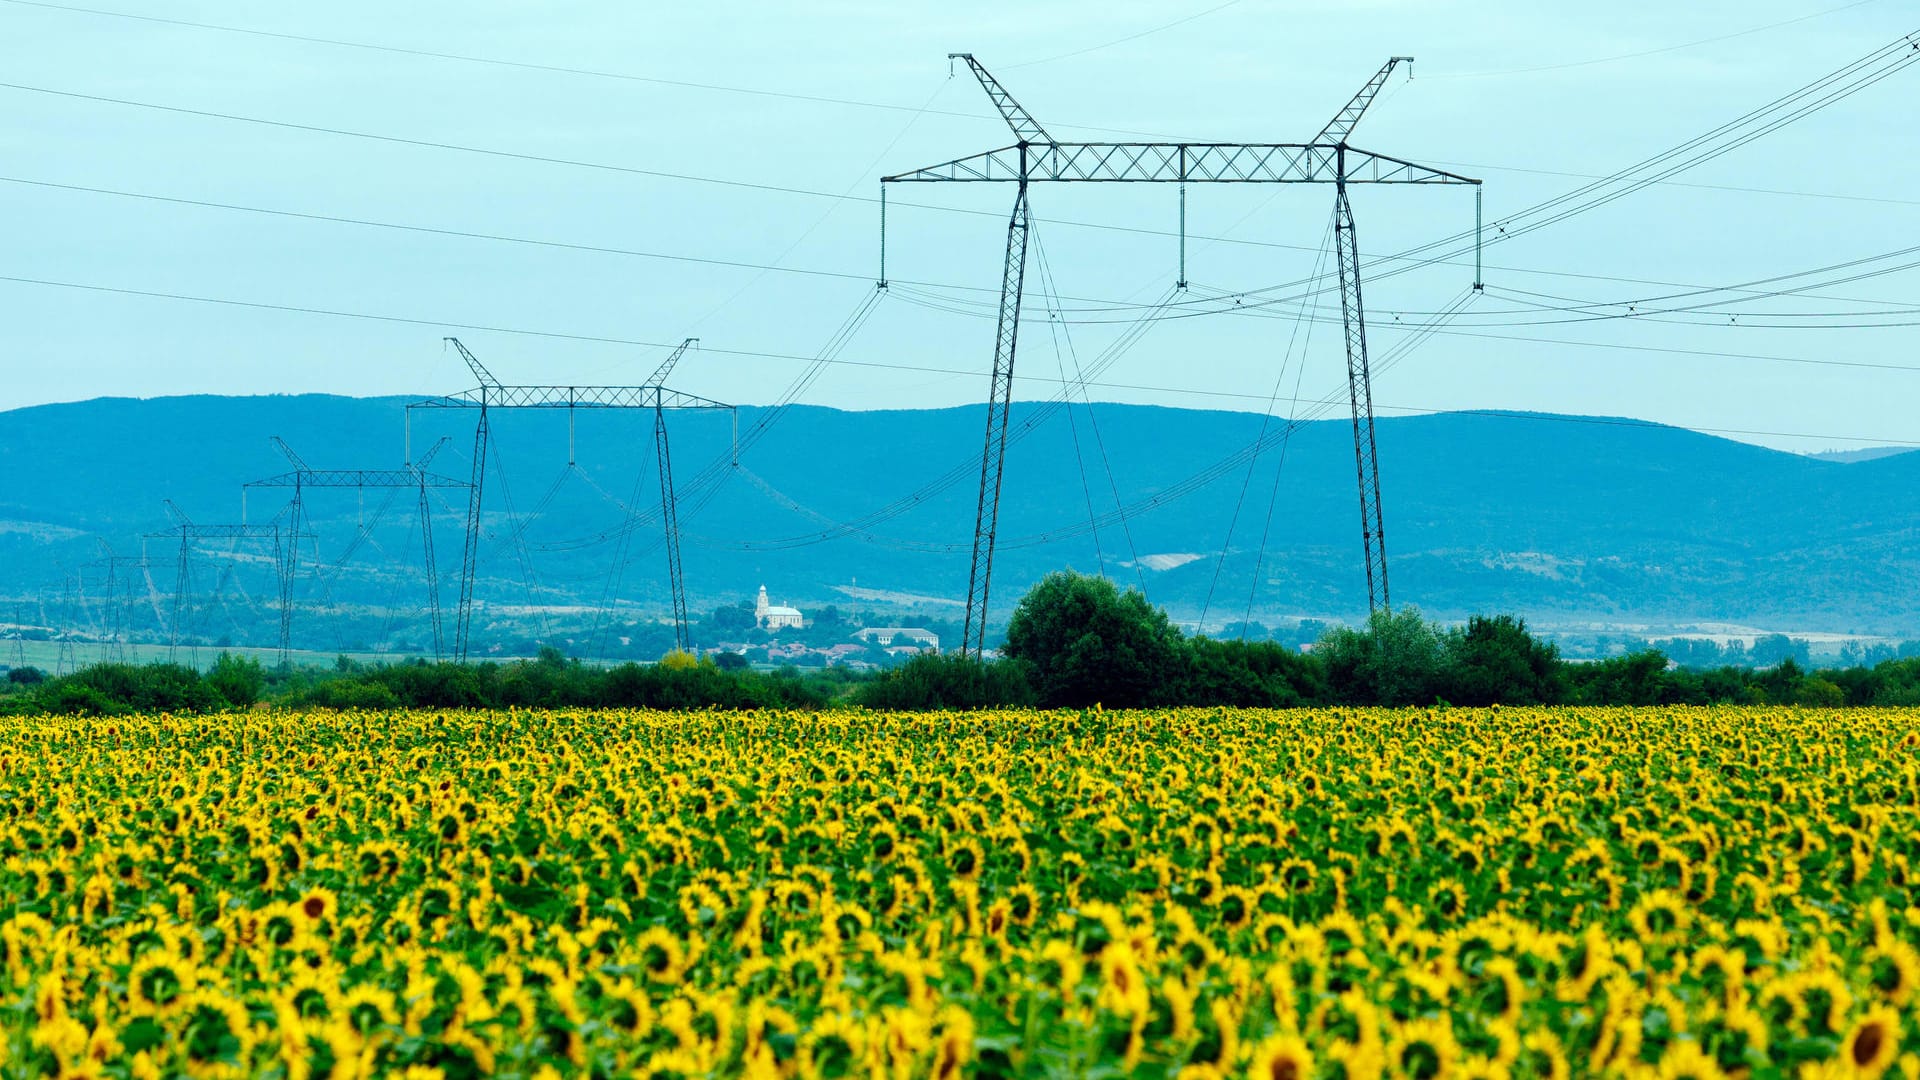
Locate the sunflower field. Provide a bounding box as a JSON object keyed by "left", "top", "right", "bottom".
{"left": 5, "top": 707, "right": 1918, "bottom": 1079}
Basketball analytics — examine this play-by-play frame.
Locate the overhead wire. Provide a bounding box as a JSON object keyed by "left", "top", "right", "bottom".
{"left": 1036, "top": 232, "right": 1109, "bottom": 579}
{"left": 1426, "top": 0, "right": 1885, "bottom": 79}
{"left": 1032, "top": 223, "right": 1147, "bottom": 595}
{"left": 0, "top": 0, "right": 1185, "bottom": 140}
{"left": 11, "top": 171, "right": 1916, "bottom": 319}
{"left": 1198, "top": 212, "right": 1333, "bottom": 630}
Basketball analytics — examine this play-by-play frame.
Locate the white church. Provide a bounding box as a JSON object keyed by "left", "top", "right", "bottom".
{"left": 755, "top": 585, "right": 804, "bottom": 630}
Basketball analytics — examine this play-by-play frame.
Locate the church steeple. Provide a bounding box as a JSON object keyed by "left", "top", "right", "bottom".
{"left": 756, "top": 584, "right": 770, "bottom": 618}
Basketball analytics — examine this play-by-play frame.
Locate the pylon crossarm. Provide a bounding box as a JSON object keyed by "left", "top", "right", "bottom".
{"left": 410, "top": 386, "right": 731, "bottom": 410}
{"left": 951, "top": 53, "right": 1053, "bottom": 144}
{"left": 646, "top": 338, "right": 699, "bottom": 389}
{"left": 247, "top": 468, "right": 469, "bottom": 489}
{"left": 1314, "top": 57, "right": 1413, "bottom": 144}
{"left": 884, "top": 143, "right": 1475, "bottom": 185}
{"left": 446, "top": 337, "right": 501, "bottom": 390}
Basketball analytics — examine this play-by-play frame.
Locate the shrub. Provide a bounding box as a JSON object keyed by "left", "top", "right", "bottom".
{"left": 206, "top": 653, "right": 267, "bottom": 708}
{"left": 1002, "top": 571, "right": 1184, "bottom": 708}
{"left": 1442, "top": 615, "right": 1563, "bottom": 705}
{"left": 1173, "top": 637, "right": 1323, "bottom": 707}
{"left": 855, "top": 653, "right": 1037, "bottom": 710}
{"left": 1318, "top": 608, "right": 1448, "bottom": 706}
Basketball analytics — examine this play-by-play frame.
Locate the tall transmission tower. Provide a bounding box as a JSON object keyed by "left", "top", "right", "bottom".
{"left": 55, "top": 572, "right": 78, "bottom": 675}
{"left": 150, "top": 500, "right": 286, "bottom": 667}
{"left": 408, "top": 337, "right": 729, "bottom": 660}
{"left": 883, "top": 55, "right": 1479, "bottom": 654}
{"left": 245, "top": 436, "right": 466, "bottom": 663}
{"left": 89, "top": 539, "right": 147, "bottom": 664}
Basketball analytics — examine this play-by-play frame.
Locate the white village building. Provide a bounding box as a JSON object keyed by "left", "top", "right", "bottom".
{"left": 851, "top": 626, "right": 939, "bottom": 650}
{"left": 755, "top": 585, "right": 804, "bottom": 630}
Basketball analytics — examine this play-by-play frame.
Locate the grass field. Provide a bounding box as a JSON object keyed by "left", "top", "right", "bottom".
{"left": 4, "top": 706, "right": 1915, "bottom": 1077}
{"left": 0, "top": 639, "right": 415, "bottom": 675}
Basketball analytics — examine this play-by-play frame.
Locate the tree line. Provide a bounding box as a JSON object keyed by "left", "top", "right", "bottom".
{"left": 8, "top": 570, "right": 1920, "bottom": 714}
{"left": 857, "top": 572, "right": 1920, "bottom": 709}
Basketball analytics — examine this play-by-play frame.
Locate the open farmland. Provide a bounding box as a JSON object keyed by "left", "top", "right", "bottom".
{"left": 5, "top": 707, "right": 1916, "bottom": 1078}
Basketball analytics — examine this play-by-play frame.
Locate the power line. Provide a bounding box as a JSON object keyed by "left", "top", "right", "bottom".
{"left": 1005, "top": 0, "right": 1246, "bottom": 69}
{"left": 18, "top": 170, "right": 1913, "bottom": 316}
{"left": 1427, "top": 0, "right": 1885, "bottom": 79}
{"left": 0, "top": 79, "right": 902, "bottom": 204}
{"left": 0, "top": 0, "right": 1178, "bottom": 141}
{"left": 1421, "top": 155, "right": 1920, "bottom": 210}
{"left": 7, "top": 269, "right": 1920, "bottom": 401}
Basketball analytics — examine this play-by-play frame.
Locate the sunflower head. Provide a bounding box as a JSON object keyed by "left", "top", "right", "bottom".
{"left": 1845, "top": 1006, "right": 1901, "bottom": 1075}
{"left": 127, "top": 952, "right": 195, "bottom": 1017}
{"left": 1250, "top": 1033, "right": 1314, "bottom": 1080}
{"left": 293, "top": 888, "right": 338, "bottom": 928}
{"left": 636, "top": 926, "right": 688, "bottom": 985}
{"left": 1866, "top": 940, "right": 1920, "bottom": 1006}
{"left": 1386, "top": 1015, "right": 1458, "bottom": 1080}
{"left": 177, "top": 988, "right": 255, "bottom": 1073}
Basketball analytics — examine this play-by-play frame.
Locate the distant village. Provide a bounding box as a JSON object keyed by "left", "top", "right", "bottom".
{"left": 699, "top": 585, "right": 944, "bottom": 671}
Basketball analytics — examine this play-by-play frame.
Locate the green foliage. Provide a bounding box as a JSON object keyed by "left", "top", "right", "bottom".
{"left": 206, "top": 652, "right": 267, "bottom": 708}
{"left": 6, "top": 665, "right": 45, "bottom": 686}
{"left": 1443, "top": 615, "right": 1563, "bottom": 706}
{"left": 1564, "top": 651, "right": 1675, "bottom": 705}
{"left": 1792, "top": 676, "right": 1845, "bottom": 707}
{"left": 1002, "top": 571, "right": 1184, "bottom": 708}
{"left": 1172, "top": 637, "right": 1323, "bottom": 707}
{"left": 1317, "top": 607, "right": 1449, "bottom": 706}
{"left": 285, "top": 655, "right": 838, "bottom": 712}
{"left": 854, "top": 653, "right": 1037, "bottom": 710}
{"left": 11, "top": 662, "right": 231, "bottom": 716}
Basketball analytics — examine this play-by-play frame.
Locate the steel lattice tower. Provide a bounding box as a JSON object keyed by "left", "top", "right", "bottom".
{"left": 883, "top": 55, "right": 1480, "bottom": 653}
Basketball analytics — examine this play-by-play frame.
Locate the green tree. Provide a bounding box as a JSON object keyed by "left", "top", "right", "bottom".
{"left": 1317, "top": 607, "right": 1447, "bottom": 706}
{"left": 1566, "top": 651, "right": 1673, "bottom": 705}
{"left": 1001, "top": 571, "right": 1184, "bottom": 708}
{"left": 206, "top": 652, "right": 267, "bottom": 708}
{"left": 1174, "top": 637, "right": 1324, "bottom": 707}
{"left": 1442, "top": 615, "right": 1562, "bottom": 705}
{"left": 1792, "top": 675, "right": 1844, "bottom": 707}
{"left": 855, "top": 652, "right": 1037, "bottom": 710}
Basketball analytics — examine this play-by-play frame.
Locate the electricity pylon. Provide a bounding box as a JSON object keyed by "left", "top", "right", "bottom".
{"left": 88, "top": 539, "right": 148, "bottom": 663}
{"left": 884, "top": 55, "right": 1480, "bottom": 653}
{"left": 150, "top": 500, "right": 285, "bottom": 666}
{"left": 245, "top": 436, "right": 467, "bottom": 663}
{"left": 407, "top": 337, "right": 729, "bottom": 660}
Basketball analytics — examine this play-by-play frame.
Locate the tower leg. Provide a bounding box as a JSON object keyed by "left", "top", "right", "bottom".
{"left": 278, "top": 486, "right": 300, "bottom": 669}
{"left": 655, "top": 405, "right": 689, "bottom": 654}
{"left": 171, "top": 537, "right": 189, "bottom": 663}
{"left": 420, "top": 478, "right": 443, "bottom": 661}
{"left": 962, "top": 182, "right": 1032, "bottom": 658}
{"left": 1334, "top": 179, "right": 1390, "bottom": 617}
{"left": 457, "top": 405, "right": 489, "bottom": 662}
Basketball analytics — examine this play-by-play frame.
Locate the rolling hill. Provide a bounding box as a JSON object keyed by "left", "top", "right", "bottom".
{"left": 3, "top": 394, "right": 1916, "bottom": 654}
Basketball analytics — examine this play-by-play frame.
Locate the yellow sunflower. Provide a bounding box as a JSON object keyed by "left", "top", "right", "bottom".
{"left": 636, "top": 926, "right": 689, "bottom": 985}
{"left": 127, "top": 951, "right": 196, "bottom": 1018}
{"left": 1247, "top": 1033, "right": 1314, "bottom": 1080}
{"left": 1628, "top": 889, "right": 1692, "bottom": 948}
{"left": 175, "top": 988, "right": 256, "bottom": 1077}
{"left": 1652, "top": 1038, "right": 1727, "bottom": 1080}
{"left": 1385, "top": 1015, "right": 1458, "bottom": 1080}
{"left": 1842, "top": 1005, "right": 1901, "bottom": 1077}
{"left": 1865, "top": 939, "right": 1920, "bottom": 1006}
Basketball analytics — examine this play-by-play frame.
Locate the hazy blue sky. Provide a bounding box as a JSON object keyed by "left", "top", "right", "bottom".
{"left": 2, "top": 0, "right": 1916, "bottom": 452}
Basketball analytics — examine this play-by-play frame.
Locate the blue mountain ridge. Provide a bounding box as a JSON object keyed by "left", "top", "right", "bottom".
{"left": 2, "top": 394, "right": 1915, "bottom": 649}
